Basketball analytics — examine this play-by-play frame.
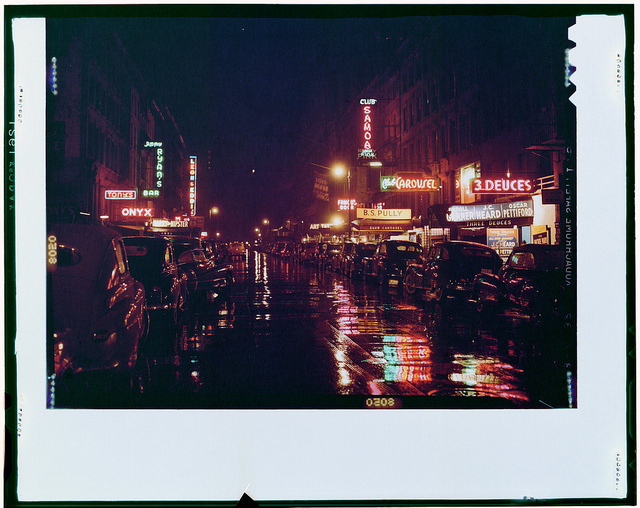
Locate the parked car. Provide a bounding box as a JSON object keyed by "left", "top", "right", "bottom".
{"left": 299, "top": 241, "right": 320, "bottom": 264}
{"left": 332, "top": 242, "right": 356, "bottom": 273}
{"left": 123, "top": 236, "right": 188, "bottom": 328}
{"left": 170, "top": 236, "right": 203, "bottom": 260}
{"left": 403, "top": 241, "right": 503, "bottom": 304}
{"left": 344, "top": 243, "right": 378, "bottom": 278}
{"left": 472, "top": 243, "right": 564, "bottom": 322}
{"left": 363, "top": 240, "right": 423, "bottom": 285}
{"left": 48, "top": 224, "right": 148, "bottom": 405}
{"left": 177, "top": 248, "right": 234, "bottom": 302}
{"left": 279, "top": 242, "right": 296, "bottom": 259}
{"left": 318, "top": 243, "right": 342, "bottom": 270}
{"left": 228, "top": 241, "right": 246, "bottom": 259}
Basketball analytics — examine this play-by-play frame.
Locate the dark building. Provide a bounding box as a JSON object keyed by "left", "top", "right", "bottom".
{"left": 46, "top": 20, "right": 190, "bottom": 231}
{"left": 302, "top": 15, "right": 574, "bottom": 250}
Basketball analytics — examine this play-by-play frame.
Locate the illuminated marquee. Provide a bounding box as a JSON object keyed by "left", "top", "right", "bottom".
{"left": 121, "top": 207, "right": 153, "bottom": 217}
{"left": 189, "top": 156, "right": 197, "bottom": 216}
{"left": 152, "top": 218, "right": 190, "bottom": 228}
{"left": 358, "top": 98, "right": 376, "bottom": 158}
{"left": 105, "top": 190, "right": 137, "bottom": 200}
{"left": 381, "top": 174, "right": 439, "bottom": 192}
{"left": 470, "top": 178, "right": 533, "bottom": 194}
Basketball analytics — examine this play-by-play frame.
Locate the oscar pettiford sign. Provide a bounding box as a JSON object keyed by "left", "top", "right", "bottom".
{"left": 446, "top": 200, "right": 534, "bottom": 227}
{"left": 357, "top": 208, "right": 411, "bottom": 220}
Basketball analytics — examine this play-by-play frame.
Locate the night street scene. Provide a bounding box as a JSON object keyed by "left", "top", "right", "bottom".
{"left": 44, "top": 7, "right": 577, "bottom": 410}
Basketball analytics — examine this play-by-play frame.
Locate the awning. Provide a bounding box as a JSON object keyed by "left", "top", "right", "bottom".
{"left": 352, "top": 219, "right": 413, "bottom": 232}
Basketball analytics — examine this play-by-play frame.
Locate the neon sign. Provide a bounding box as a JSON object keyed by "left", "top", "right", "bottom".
{"left": 121, "top": 207, "right": 153, "bottom": 217}
{"left": 142, "top": 189, "right": 160, "bottom": 198}
{"left": 105, "top": 190, "right": 137, "bottom": 199}
{"left": 381, "top": 174, "right": 439, "bottom": 192}
{"left": 359, "top": 98, "right": 377, "bottom": 158}
{"left": 470, "top": 178, "right": 533, "bottom": 194}
{"left": 189, "top": 156, "right": 197, "bottom": 216}
{"left": 337, "top": 199, "right": 357, "bottom": 211}
{"left": 144, "top": 141, "right": 164, "bottom": 192}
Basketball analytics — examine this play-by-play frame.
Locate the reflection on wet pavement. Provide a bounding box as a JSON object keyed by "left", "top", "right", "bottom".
{"left": 134, "top": 251, "right": 575, "bottom": 409}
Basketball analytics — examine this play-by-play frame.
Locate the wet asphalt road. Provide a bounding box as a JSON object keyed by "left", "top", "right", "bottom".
{"left": 78, "top": 250, "right": 577, "bottom": 409}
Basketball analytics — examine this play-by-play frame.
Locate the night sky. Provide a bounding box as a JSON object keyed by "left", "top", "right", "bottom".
{"left": 87, "top": 10, "right": 424, "bottom": 239}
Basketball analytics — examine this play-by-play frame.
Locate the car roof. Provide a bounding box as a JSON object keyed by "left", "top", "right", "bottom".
{"left": 512, "top": 243, "right": 561, "bottom": 253}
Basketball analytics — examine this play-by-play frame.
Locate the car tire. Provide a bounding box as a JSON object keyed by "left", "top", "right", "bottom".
{"left": 404, "top": 272, "right": 417, "bottom": 295}
{"left": 434, "top": 287, "right": 445, "bottom": 302}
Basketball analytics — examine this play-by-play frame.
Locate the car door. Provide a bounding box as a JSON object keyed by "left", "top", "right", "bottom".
{"left": 424, "top": 245, "right": 449, "bottom": 291}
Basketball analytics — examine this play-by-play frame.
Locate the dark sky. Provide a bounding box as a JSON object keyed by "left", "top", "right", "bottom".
{"left": 100, "top": 13, "right": 422, "bottom": 238}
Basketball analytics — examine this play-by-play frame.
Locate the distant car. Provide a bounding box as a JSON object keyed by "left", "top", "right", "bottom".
{"left": 299, "top": 242, "right": 320, "bottom": 264}
{"left": 177, "top": 248, "right": 234, "bottom": 302}
{"left": 48, "top": 224, "right": 148, "bottom": 406}
{"left": 318, "top": 243, "right": 342, "bottom": 270}
{"left": 332, "top": 242, "right": 356, "bottom": 273}
{"left": 123, "top": 236, "right": 188, "bottom": 328}
{"left": 363, "top": 240, "right": 423, "bottom": 285}
{"left": 403, "top": 241, "right": 503, "bottom": 304}
{"left": 344, "top": 243, "right": 377, "bottom": 278}
{"left": 228, "top": 241, "right": 246, "bottom": 259}
{"left": 472, "top": 243, "right": 564, "bottom": 322}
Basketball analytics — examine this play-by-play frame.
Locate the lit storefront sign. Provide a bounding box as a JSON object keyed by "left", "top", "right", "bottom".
{"left": 487, "top": 228, "right": 519, "bottom": 259}
{"left": 121, "top": 207, "right": 153, "bottom": 217}
{"left": 105, "top": 190, "right": 136, "bottom": 200}
{"left": 337, "top": 198, "right": 358, "bottom": 211}
{"left": 357, "top": 208, "right": 411, "bottom": 220}
{"left": 446, "top": 200, "right": 534, "bottom": 227}
{"left": 152, "top": 218, "right": 190, "bottom": 228}
{"left": 380, "top": 174, "right": 439, "bottom": 192}
{"left": 358, "top": 98, "right": 377, "bottom": 159}
{"left": 470, "top": 178, "right": 533, "bottom": 194}
{"left": 144, "top": 141, "right": 164, "bottom": 193}
{"left": 142, "top": 189, "right": 160, "bottom": 198}
{"left": 189, "top": 156, "right": 197, "bottom": 216}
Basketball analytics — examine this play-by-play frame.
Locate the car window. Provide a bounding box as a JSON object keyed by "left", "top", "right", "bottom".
{"left": 114, "top": 241, "right": 128, "bottom": 275}
{"left": 379, "top": 244, "right": 387, "bottom": 255}
{"left": 509, "top": 251, "right": 535, "bottom": 268}
{"left": 125, "top": 245, "right": 148, "bottom": 258}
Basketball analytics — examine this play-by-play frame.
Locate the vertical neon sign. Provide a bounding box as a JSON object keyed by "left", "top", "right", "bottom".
{"left": 359, "top": 98, "right": 377, "bottom": 158}
{"left": 189, "top": 156, "right": 197, "bottom": 216}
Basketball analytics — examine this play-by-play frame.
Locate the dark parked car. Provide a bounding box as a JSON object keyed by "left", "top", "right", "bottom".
{"left": 344, "top": 243, "right": 378, "bottom": 278}
{"left": 472, "top": 243, "right": 564, "bottom": 322}
{"left": 48, "top": 224, "right": 148, "bottom": 405}
{"left": 170, "top": 237, "right": 203, "bottom": 259}
{"left": 363, "top": 240, "right": 423, "bottom": 285}
{"left": 332, "top": 242, "right": 356, "bottom": 273}
{"left": 177, "top": 248, "right": 233, "bottom": 302}
{"left": 403, "top": 241, "right": 503, "bottom": 304}
{"left": 299, "top": 241, "right": 320, "bottom": 264}
{"left": 318, "top": 243, "right": 342, "bottom": 270}
{"left": 123, "top": 236, "right": 188, "bottom": 328}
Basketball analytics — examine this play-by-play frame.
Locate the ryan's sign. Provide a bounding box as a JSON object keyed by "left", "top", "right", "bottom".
{"left": 470, "top": 178, "right": 533, "bottom": 194}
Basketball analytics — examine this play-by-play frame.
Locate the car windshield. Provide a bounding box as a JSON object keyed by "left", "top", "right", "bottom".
{"left": 459, "top": 248, "right": 497, "bottom": 271}
{"left": 389, "top": 243, "right": 421, "bottom": 257}
{"left": 509, "top": 249, "right": 563, "bottom": 270}
{"left": 124, "top": 244, "right": 164, "bottom": 272}
{"left": 357, "top": 244, "right": 376, "bottom": 255}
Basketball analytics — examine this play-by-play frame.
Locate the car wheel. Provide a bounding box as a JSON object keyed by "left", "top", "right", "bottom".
{"left": 404, "top": 272, "right": 417, "bottom": 295}
{"left": 434, "top": 287, "right": 444, "bottom": 302}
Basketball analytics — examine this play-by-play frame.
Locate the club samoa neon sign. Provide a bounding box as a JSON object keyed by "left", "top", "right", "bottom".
{"left": 358, "top": 99, "right": 376, "bottom": 158}
{"left": 381, "top": 173, "right": 439, "bottom": 192}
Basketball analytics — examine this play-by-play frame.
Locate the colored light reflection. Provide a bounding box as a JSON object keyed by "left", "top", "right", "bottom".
{"left": 382, "top": 335, "right": 433, "bottom": 384}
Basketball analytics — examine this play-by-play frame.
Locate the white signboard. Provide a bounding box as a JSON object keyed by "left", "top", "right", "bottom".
{"left": 356, "top": 208, "right": 411, "bottom": 220}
